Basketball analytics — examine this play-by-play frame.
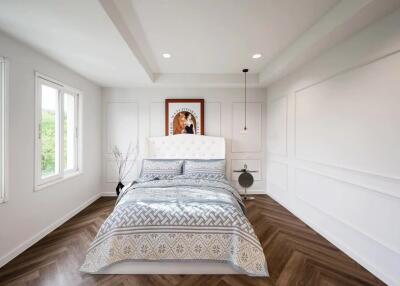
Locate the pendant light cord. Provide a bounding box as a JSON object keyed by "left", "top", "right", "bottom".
{"left": 244, "top": 69, "right": 247, "bottom": 130}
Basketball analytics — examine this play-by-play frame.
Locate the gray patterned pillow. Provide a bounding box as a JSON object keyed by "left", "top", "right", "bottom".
{"left": 140, "top": 159, "right": 184, "bottom": 180}
{"left": 183, "top": 159, "right": 226, "bottom": 180}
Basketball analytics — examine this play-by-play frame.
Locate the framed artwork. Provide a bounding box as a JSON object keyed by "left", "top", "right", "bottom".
{"left": 165, "top": 99, "right": 204, "bottom": 136}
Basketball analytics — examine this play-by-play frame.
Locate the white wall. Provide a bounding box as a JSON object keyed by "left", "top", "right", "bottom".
{"left": 0, "top": 32, "right": 103, "bottom": 267}
{"left": 266, "top": 9, "right": 400, "bottom": 286}
{"left": 102, "top": 87, "right": 267, "bottom": 195}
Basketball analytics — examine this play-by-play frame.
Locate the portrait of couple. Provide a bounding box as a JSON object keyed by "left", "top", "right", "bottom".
{"left": 173, "top": 111, "right": 196, "bottom": 134}
{"left": 165, "top": 99, "right": 204, "bottom": 136}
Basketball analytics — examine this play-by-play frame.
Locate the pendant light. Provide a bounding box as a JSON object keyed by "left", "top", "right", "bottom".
{"left": 242, "top": 68, "right": 249, "bottom": 131}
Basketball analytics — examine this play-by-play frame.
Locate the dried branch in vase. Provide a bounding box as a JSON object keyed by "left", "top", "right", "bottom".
{"left": 111, "top": 143, "right": 139, "bottom": 183}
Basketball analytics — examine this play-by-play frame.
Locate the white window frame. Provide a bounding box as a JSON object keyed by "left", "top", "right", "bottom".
{"left": 35, "top": 72, "right": 82, "bottom": 190}
{"left": 0, "top": 57, "right": 9, "bottom": 203}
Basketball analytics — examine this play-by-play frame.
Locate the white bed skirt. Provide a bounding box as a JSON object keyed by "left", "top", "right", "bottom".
{"left": 95, "top": 260, "right": 244, "bottom": 275}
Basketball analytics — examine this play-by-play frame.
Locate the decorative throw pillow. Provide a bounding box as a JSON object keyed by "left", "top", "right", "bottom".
{"left": 183, "top": 159, "right": 226, "bottom": 180}
{"left": 140, "top": 159, "right": 184, "bottom": 180}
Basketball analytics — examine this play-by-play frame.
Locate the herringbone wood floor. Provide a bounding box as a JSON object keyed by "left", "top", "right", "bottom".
{"left": 0, "top": 196, "right": 384, "bottom": 286}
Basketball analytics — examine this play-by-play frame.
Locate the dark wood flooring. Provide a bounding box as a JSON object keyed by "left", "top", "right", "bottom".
{"left": 0, "top": 196, "right": 385, "bottom": 286}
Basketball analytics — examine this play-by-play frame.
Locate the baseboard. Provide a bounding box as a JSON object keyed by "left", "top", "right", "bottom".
{"left": 0, "top": 193, "right": 101, "bottom": 269}
{"left": 265, "top": 191, "right": 398, "bottom": 286}
{"left": 238, "top": 189, "right": 266, "bottom": 195}
{"left": 101, "top": 191, "right": 117, "bottom": 197}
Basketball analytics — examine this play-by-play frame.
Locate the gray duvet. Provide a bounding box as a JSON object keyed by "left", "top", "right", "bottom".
{"left": 80, "top": 177, "right": 268, "bottom": 276}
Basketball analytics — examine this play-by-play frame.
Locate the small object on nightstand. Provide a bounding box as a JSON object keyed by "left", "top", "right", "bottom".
{"left": 233, "top": 164, "right": 257, "bottom": 201}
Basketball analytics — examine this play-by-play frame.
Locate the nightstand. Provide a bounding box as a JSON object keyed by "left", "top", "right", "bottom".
{"left": 233, "top": 164, "right": 257, "bottom": 200}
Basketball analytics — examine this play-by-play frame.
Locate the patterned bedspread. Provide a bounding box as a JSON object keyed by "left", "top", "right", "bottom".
{"left": 80, "top": 178, "right": 268, "bottom": 276}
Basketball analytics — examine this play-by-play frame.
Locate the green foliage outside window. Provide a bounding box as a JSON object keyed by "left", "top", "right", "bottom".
{"left": 41, "top": 110, "right": 70, "bottom": 177}
{"left": 41, "top": 110, "right": 56, "bottom": 177}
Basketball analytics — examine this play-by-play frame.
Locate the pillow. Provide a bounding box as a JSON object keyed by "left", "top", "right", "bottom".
{"left": 140, "top": 159, "right": 184, "bottom": 180}
{"left": 183, "top": 159, "right": 226, "bottom": 180}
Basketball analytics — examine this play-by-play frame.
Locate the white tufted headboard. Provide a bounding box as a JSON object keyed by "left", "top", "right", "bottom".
{"left": 146, "top": 135, "right": 225, "bottom": 159}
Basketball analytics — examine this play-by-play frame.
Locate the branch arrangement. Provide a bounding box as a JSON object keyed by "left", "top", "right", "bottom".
{"left": 111, "top": 143, "right": 138, "bottom": 182}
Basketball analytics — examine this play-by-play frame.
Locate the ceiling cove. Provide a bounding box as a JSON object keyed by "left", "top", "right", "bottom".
{"left": 0, "top": 0, "right": 398, "bottom": 87}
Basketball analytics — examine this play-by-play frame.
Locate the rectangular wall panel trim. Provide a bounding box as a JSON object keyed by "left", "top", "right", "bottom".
{"left": 294, "top": 168, "right": 400, "bottom": 255}
{"left": 104, "top": 102, "right": 139, "bottom": 154}
{"left": 267, "top": 96, "right": 288, "bottom": 156}
{"left": 205, "top": 102, "right": 221, "bottom": 136}
{"left": 231, "top": 102, "right": 263, "bottom": 153}
{"left": 294, "top": 49, "right": 400, "bottom": 94}
{"left": 102, "top": 89, "right": 267, "bottom": 194}
{"left": 149, "top": 102, "right": 164, "bottom": 137}
{"left": 266, "top": 190, "right": 398, "bottom": 286}
{"left": 293, "top": 163, "right": 400, "bottom": 199}
{"left": 294, "top": 49, "right": 400, "bottom": 181}
{"left": 267, "top": 160, "right": 288, "bottom": 192}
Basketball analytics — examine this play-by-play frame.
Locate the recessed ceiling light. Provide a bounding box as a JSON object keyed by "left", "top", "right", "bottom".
{"left": 162, "top": 53, "right": 171, "bottom": 59}
{"left": 252, "top": 53, "right": 262, "bottom": 59}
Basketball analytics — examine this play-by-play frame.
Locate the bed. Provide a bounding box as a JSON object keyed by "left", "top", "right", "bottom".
{"left": 80, "top": 135, "right": 268, "bottom": 276}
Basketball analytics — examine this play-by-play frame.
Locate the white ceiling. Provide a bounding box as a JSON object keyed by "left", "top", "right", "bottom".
{"left": 129, "top": 0, "right": 338, "bottom": 74}
{"left": 0, "top": 0, "right": 152, "bottom": 86}
{"left": 0, "top": 0, "right": 398, "bottom": 87}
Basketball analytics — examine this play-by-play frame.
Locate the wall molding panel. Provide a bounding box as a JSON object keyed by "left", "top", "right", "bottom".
{"left": 105, "top": 101, "right": 139, "bottom": 154}
{"left": 266, "top": 11, "right": 400, "bottom": 285}
{"left": 103, "top": 88, "right": 267, "bottom": 195}
{"left": 231, "top": 102, "right": 263, "bottom": 153}
{"left": 294, "top": 168, "right": 400, "bottom": 255}
{"left": 149, "top": 102, "right": 164, "bottom": 137}
{"left": 293, "top": 161, "right": 400, "bottom": 200}
{"left": 267, "top": 160, "right": 288, "bottom": 193}
{"left": 293, "top": 48, "right": 400, "bottom": 95}
{"left": 267, "top": 188, "right": 399, "bottom": 286}
{"left": 294, "top": 49, "right": 400, "bottom": 181}
{"left": 267, "top": 96, "right": 288, "bottom": 156}
{"left": 205, "top": 102, "right": 221, "bottom": 136}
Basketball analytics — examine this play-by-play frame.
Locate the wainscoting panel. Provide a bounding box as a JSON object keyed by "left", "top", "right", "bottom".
{"left": 103, "top": 88, "right": 267, "bottom": 195}
{"left": 105, "top": 102, "right": 138, "bottom": 153}
{"left": 295, "top": 168, "right": 400, "bottom": 255}
{"left": 266, "top": 160, "right": 288, "bottom": 194}
{"left": 231, "top": 102, "right": 262, "bottom": 153}
{"left": 205, "top": 102, "right": 221, "bottom": 136}
{"left": 295, "top": 51, "right": 400, "bottom": 179}
{"left": 266, "top": 11, "right": 400, "bottom": 284}
{"left": 149, "top": 102, "right": 164, "bottom": 137}
{"left": 267, "top": 96, "right": 287, "bottom": 156}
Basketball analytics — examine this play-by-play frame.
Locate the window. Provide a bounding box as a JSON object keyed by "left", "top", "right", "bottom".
{"left": 35, "top": 73, "right": 80, "bottom": 189}
{"left": 0, "top": 57, "right": 8, "bottom": 202}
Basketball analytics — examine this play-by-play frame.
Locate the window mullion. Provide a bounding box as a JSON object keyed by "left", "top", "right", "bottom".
{"left": 59, "top": 89, "right": 64, "bottom": 176}
{"left": 0, "top": 58, "right": 4, "bottom": 202}
{"left": 36, "top": 81, "right": 43, "bottom": 186}
{"left": 75, "top": 93, "right": 79, "bottom": 172}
